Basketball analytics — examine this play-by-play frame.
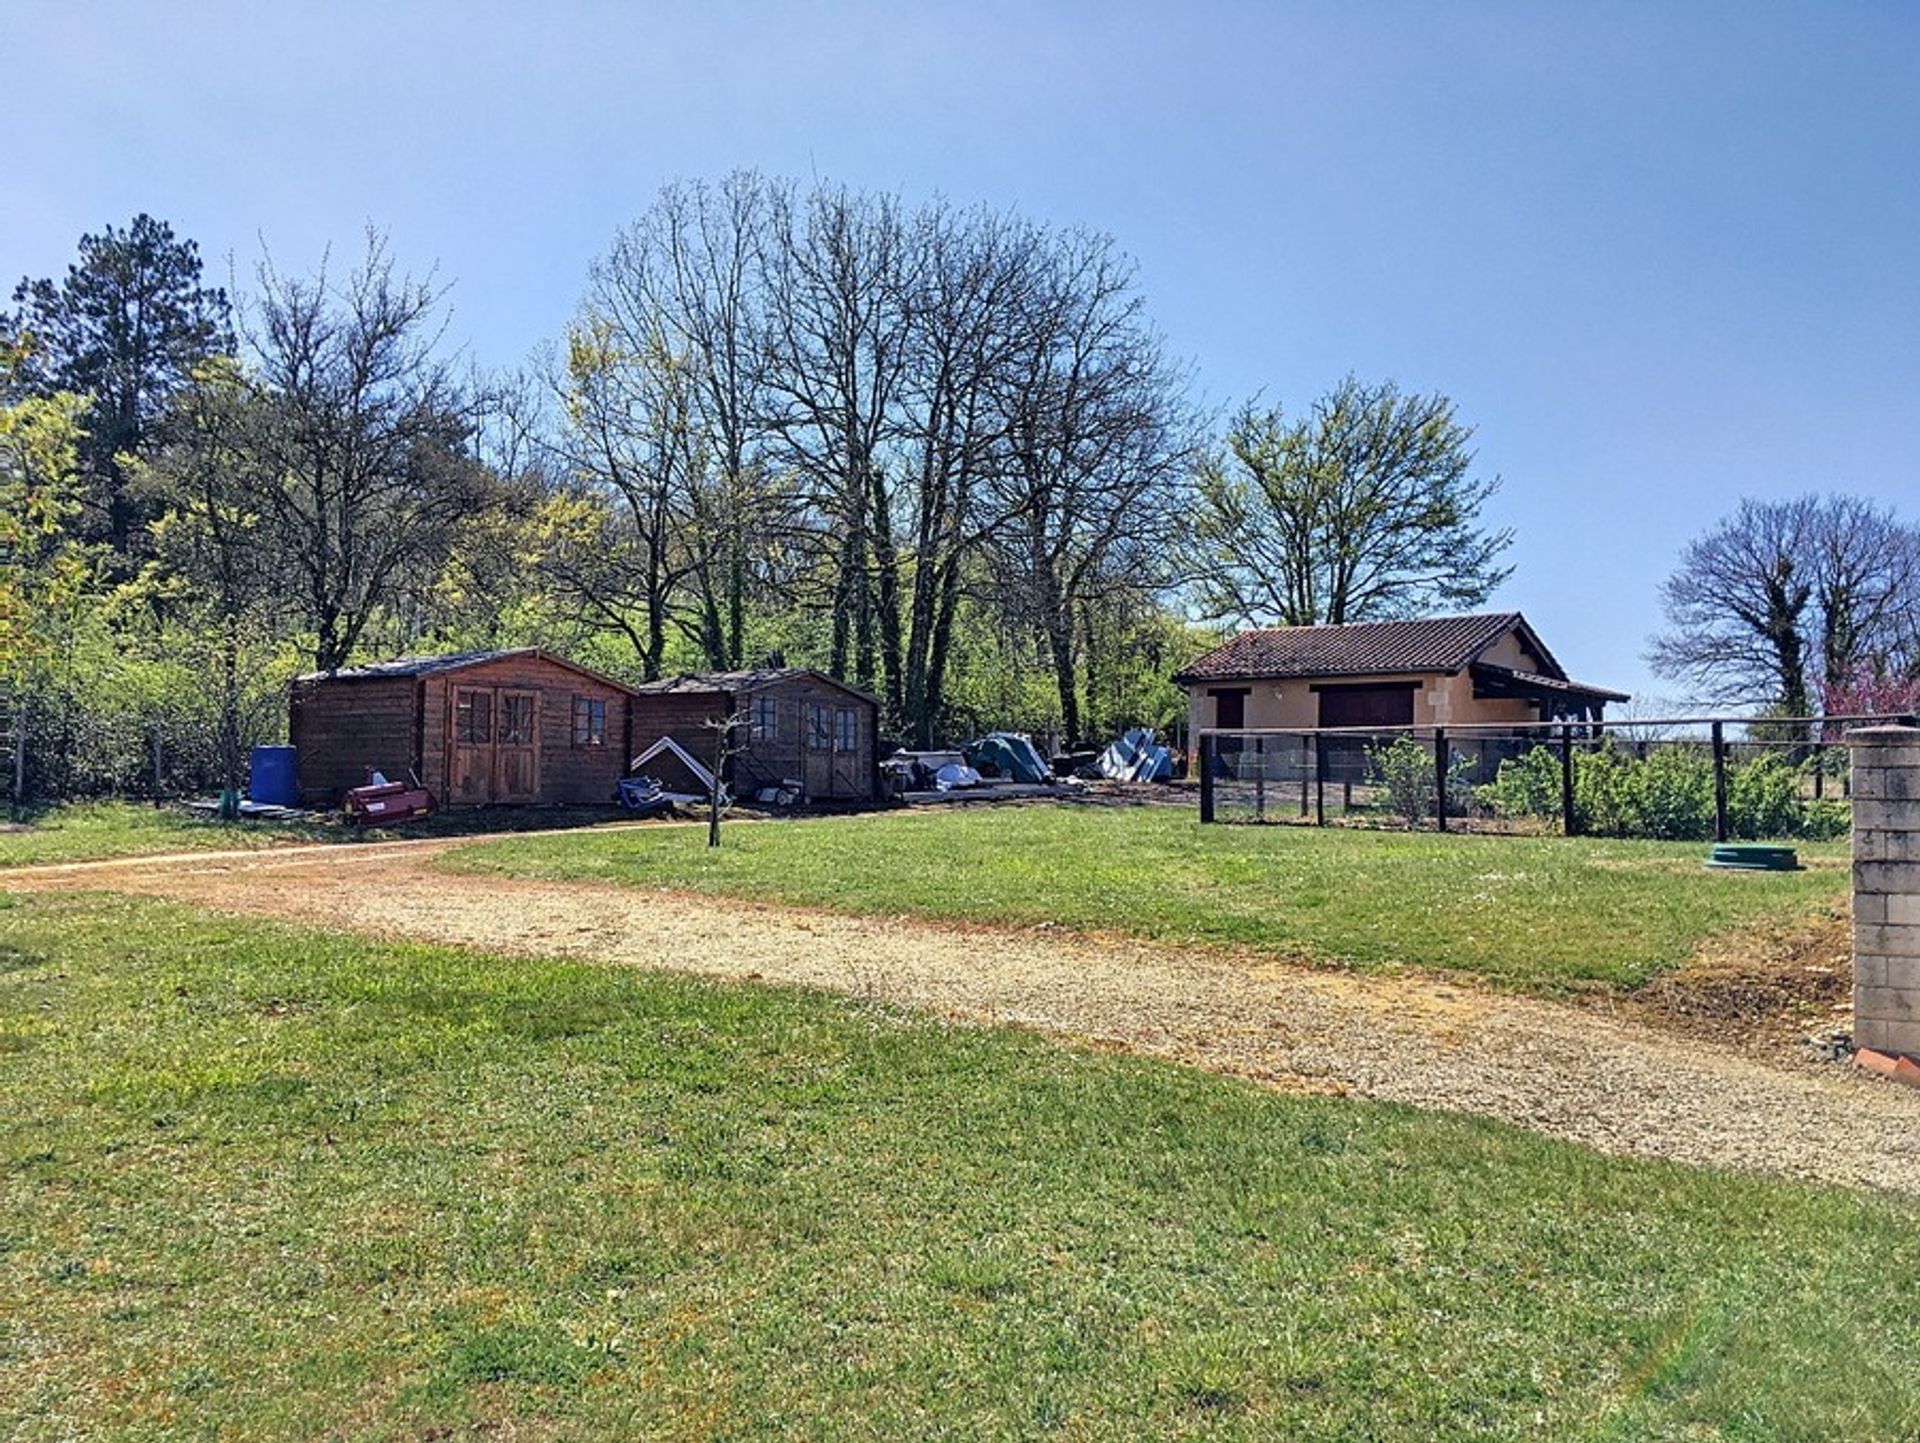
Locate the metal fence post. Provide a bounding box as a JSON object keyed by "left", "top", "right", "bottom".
{"left": 1560, "top": 723, "right": 1577, "bottom": 836}
{"left": 1434, "top": 726, "right": 1449, "bottom": 832}
{"left": 1711, "top": 720, "right": 1730, "bottom": 842}
{"left": 1253, "top": 735, "right": 1265, "bottom": 822}
{"left": 1314, "top": 731, "right": 1326, "bottom": 826}
{"left": 1199, "top": 733, "right": 1215, "bottom": 824}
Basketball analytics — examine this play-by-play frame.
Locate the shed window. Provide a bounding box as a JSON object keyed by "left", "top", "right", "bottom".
{"left": 455, "top": 689, "right": 492, "bottom": 744}
{"left": 500, "top": 694, "right": 535, "bottom": 745}
{"left": 572, "top": 695, "right": 606, "bottom": 747}
{"left": 750, "top": 696, "right": 777, "bottom": 743}
{"left": 807, "top": 703, "right": 832, "bottom": 749}
{"left": 834, "top": 706, "right": 857, "bottom": 752}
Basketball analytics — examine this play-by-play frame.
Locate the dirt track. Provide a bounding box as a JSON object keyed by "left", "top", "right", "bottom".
{"left": 10, "top": 838, "right": 1920, "bottom": 1197}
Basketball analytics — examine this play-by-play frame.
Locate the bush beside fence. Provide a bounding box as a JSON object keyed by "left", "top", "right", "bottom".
{"left": 1198, "top": 714, "right": 1910, "bottom": 840}
{"left": 1476, "top": 744, "right": 1847, "bottom": 841}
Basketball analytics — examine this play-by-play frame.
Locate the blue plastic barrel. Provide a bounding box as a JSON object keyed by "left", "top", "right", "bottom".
{"left": 249, "top": 745, "right": 299, "bottom": 808}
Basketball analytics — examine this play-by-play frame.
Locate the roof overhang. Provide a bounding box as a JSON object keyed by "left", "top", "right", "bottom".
{"left": 1470, "top": 662, "right": 1629, "bottom": 707}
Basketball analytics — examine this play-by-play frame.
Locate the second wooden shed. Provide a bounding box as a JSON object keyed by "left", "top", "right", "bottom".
{"left": 630, "top": 668, "right": 880, "bottom": 804}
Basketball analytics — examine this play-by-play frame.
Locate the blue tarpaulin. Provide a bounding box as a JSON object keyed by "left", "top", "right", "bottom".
{"left": 964, "top": 732, "right": 1053, "bottom": 784}
{"left": 1095, "top": 728, "right": 1172, "bottom": 782}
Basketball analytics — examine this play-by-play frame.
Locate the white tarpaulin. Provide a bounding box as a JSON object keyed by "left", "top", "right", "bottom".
{"left": 629, "top": 735, "right": 726, "bottom": 803}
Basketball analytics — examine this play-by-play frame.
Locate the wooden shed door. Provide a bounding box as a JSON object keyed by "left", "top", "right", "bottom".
{"left": 803, "top": 703, "right": 834, "bottom": 800}
{"left": 494, "top": 690, "right": 540, "bottom": 803}
{"left": 449, "top": 685, "right": 541, "bottom": 804}
{"left": 831, "top": 705, "right": 861, "bottom": 796}
{"left": 450, "top": 686, "right": 494, "bottom": 804}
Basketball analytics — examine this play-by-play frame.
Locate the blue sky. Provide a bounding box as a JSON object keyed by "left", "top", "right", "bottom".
{"left": 13, "top": 1, "right": 1919, "bottom": 705}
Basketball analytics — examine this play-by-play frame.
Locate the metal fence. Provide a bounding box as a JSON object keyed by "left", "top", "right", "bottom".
{"left": 1196, "top": 714, "right": 1917, "bottom": 841}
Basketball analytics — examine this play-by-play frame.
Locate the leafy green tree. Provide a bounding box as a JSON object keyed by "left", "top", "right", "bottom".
{"left": 5, "top": 215, "right": 232, "bottom": 563}
{"left": 137, "top": 358, "right": 285, "bottom": 813}
{"left": 0, "top": 344, "right": 101, "bottom": 807}
{"left": 1193, "top": 378, "right": 1513, "bottom": 627}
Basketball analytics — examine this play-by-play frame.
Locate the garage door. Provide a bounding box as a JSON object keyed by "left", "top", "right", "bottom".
{"left": 1317, "top": 684, "right": 1416, "bottom": 729}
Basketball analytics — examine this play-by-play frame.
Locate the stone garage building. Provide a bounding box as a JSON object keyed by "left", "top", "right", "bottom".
{"left": 1175, "top": 611, "right": 1627, "bottom": 736}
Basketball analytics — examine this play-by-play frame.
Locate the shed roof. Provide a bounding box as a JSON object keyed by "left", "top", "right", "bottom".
{"left": 294, "top": 648, "right": 639, "bottom": 694}
{"left": 633, "top": 667, "right": 880, "bottom": 707}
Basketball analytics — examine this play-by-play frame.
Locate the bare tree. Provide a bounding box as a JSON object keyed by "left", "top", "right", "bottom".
{"left": 760, "top": 183, "right": 915, "bottom": 707}
{"left": 990, "top": 231, "right": 1195, "bottom": 745}
{"left": 890, "top": 202, "right": 1043, "bottom": 745}
{"left": 237, "top": 234, "right": 494, "bottom": 671}
{"left": 593, "top": 175, "right": 786, "bottom": 670}
{"left": 1652, "top": 493, "right": 1920, "bottom": 713}
{"left": 564, "top": 177, "right": 1198, "bottom": 746}
{"left": 536, "top": 318, "right": 707, "bottom": 679}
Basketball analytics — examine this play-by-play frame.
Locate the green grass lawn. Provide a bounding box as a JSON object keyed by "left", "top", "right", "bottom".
{"left": 2, "top": 892, "right": 1916, "bottom": 1440}
{"left": 0, "top": 801, "right": 340, "bottom": 868}
{"left": 0, "top": 800, "right": 638, "bottom": 870}
{"left": 445, "top": 805, "right": 1849, "bottom": 994}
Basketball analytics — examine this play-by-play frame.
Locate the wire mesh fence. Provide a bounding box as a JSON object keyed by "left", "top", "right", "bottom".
{"left": 1196, "top": 714, "right": 1917, "bottom": 841}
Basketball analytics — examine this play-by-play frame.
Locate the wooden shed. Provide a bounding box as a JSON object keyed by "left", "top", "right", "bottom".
{"left": 631, "top": 668, "right": 880, "bottom": 804}
{"left": 288, "top": 649, "right": 638, "bottom": 808}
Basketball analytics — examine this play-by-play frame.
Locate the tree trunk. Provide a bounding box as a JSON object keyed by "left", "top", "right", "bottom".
{"left": 1079, "top": 600, "right": 1102, "bottom": 742}
{"left": 220, "top": 610, "right": 242, "bottom": 820}
{"left": 869, "top": 466, "right": 904, "bottom": 728}
{"left": 1046, "top": 608, "right": 1079, "bottom": 748}
{"left": 707, "top": 717, "right": 727, "bottom": 848}
{"left": 920, "top": 553, "right": 966, "bottom": 749}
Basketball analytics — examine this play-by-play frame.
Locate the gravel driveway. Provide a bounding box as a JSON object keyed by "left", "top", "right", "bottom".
{"left": 11, "top": 838, "right": 1920, "bottom": 1197}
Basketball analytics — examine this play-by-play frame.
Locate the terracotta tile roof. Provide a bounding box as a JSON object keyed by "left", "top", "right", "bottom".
{"left": 1174, "top": 613, "right": 1530, "bottom": 684}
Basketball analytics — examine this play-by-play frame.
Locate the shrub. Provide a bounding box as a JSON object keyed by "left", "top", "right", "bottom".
{"left": 1477, "top": 746, "right": 1560, "bottom": 821}
{"left": 1627, "top": 746, "right": 1716, "bottom": 840}
{"left": 1368, "top": 735, "right": 1473, "bottom": 827}
{"left": 1480, "top": 739, "right": 1843, "bottom": 841}
{"left": 1728, "top": 755, "right": 1800, "bottom": 840}
{"left": 1797, "top": 799, "right": 1851, "bottom": 841}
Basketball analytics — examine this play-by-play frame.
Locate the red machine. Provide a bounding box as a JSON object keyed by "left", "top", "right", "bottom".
{"left": 344, "top": 779, "right": 436, "bottom": 825}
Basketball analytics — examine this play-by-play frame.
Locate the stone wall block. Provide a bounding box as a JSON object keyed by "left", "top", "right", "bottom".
{"left": 1849, "top": 725, "right": 1920, "bottom": 1060}
{"left": 1852, "top": 766, "right": 1920, "bottom": 802}
{"left": 1858, "top": 830, "right": 1920, "bottom": 864}
{"left": 1855, "top": 860, "right": 1920, "bottom": 895}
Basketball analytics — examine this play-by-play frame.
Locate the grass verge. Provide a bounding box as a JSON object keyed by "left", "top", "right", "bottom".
{"left": 444, "top": 804, "right": 1849, "bottom": 993}
{"left": 0, "top": 801, "right": 338, "bottom": 867}
{"left": 2, "top": 892, "right": 1916, "bottom": 1440}
{"left": 0, "top": 800, "right": 640, "bottom": 870}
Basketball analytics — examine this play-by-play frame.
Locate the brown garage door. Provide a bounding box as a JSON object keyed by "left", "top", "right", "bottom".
{"left": 1317, "top": 683, "right": 1416, "bottom": 729}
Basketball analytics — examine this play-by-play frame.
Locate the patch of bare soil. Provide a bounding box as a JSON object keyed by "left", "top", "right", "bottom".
{"left": 1622, "top": 909, "right": 1854, "bottom": 1061}
{"left": 10, "top": 843, "right": 1920, "bottom": 1199}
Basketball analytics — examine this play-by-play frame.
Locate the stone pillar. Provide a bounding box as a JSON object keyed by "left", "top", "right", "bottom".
{"left": 1849, "top": 725, "right": 1920, "bottom": 1058}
